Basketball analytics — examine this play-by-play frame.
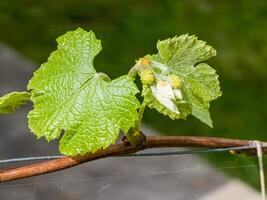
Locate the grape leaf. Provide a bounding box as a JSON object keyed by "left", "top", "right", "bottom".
{"left": 28, "top": 28, "right": 140, "bottom": 155}
{"left": 134, "top": 34, "right": 221, "bottom": 126}
{"left": 0, "top": 92, "right": 31, "bottom": 114}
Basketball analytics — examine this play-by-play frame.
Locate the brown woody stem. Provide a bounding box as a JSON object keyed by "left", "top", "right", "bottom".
{"left": 0, "top": 135, "right": 266, "bottom": 182}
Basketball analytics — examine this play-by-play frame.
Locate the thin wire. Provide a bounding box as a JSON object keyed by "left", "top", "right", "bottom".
{"left": 0, "top": 155, "right": 64, "bottom": 164}
{"left": 1, "top": 144, "right": 267, "bottom": 165}
{"left": 122, "top": 145, "right": 267, "bottom": 157}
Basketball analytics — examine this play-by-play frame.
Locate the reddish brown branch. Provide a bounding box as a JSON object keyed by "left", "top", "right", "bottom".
{"left": 0, "top": 136, "right": 266, "bottom": 182}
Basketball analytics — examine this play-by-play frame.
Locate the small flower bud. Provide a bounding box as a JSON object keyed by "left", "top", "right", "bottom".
{"left": 140, "top": 69, "right": 155, "bottom": 85}
{"left": 139, "top": 57, "right": 150, "bottom": 66}
{"left": 169, "top": 74, "right": 182, "bottom": 89}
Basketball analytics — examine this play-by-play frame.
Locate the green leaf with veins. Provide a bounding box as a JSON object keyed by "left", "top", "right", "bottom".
{"left": 0, "top": 92, "right": 31, "bottom": 114}
{"left": 135, "top": 34, "right": 221, "bottom": 127}
{"left": 28, "top": 28, "right": 140, "bottom": 155}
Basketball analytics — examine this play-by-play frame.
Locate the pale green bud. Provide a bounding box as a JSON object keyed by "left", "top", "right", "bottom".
{"left": 140, "top": 69, "right": 155, "bottom": 85}
{"left": 169, "top": 74, "right": 182, "bottom": 89}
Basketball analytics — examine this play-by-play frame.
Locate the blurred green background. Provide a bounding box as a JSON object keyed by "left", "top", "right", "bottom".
{"left": 0, "top": 0, "right": 267, "bottom": 189}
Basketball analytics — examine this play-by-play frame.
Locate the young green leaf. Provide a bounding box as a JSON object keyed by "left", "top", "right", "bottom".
{"left": 0, "top": 92, "right": 31, "bottom": 114}
{"left": 134, "top": 34, "right": 221, "bottom": 126}
{"left": 28, "top": 28, "right": 140, "bottom": 155}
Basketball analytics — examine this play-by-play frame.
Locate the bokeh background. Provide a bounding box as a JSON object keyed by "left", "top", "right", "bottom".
{"left": 0, "top": 0, "right": 267, "bottom": 190}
